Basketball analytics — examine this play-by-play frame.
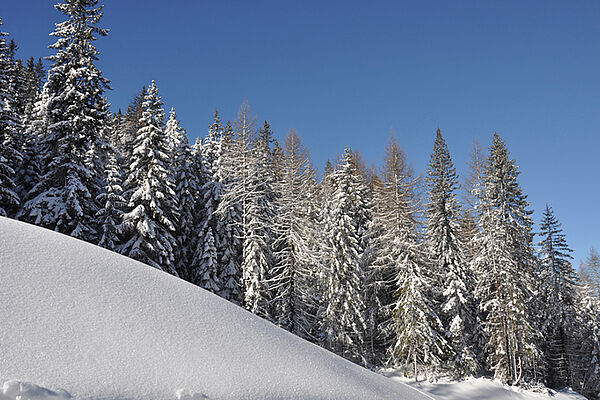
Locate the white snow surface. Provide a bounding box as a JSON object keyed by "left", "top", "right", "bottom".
{"left": 0, "top": 217, "right": 431, "bottom": 400}
{"left": 385, "top": 372, "right": 587, "bottom": 400}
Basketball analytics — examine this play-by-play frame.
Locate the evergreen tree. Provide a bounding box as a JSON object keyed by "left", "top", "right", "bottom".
{"left": 537, "top": 205, "right": 580, "bottom": 389}
{"left": 425, "top": 129, "right": 477, "bottom": 377}
{"left": 472, "top": 133, "right": 543, "bottom": 384}
{"left": 320, "top": 147, "right": 370, "bottom": 364}
{"left": 120, "top": 81, "right": 178, "bottom": 275}
{"left": 96, "top": 152, "right": 125, "bottom": 251}
{"left": 165, "top": 108, "right": 199, "bottom": 278}
{"left": 214, "top": 120, "right": 243, "bottom": 303}
{"left": 0, "top": 18, "right": 21, "bottom": 216}
{"left": 189, "top": 111, "right": 223, "bottom": 292}
{"left": 19, "top": 0, "right": 110, "bottom": 241}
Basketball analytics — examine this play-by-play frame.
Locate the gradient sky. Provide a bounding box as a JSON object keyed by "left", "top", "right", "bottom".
{"left": 2, "top": 0, "right": 599, "bottom": 264}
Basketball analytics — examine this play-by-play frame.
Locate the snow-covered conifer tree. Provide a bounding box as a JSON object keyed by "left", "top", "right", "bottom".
{"left": 472, "top": 133, "right": 543, "bottom": 384}
{"left": 214, "top": 120, "right": 243, "bottom": 303}
{"left": 165, "top": 108, "right": 200, "bottom": 278}
{"left": 96, "top": 152, "right": 125, "bottom": 251}
{"left": 425, "top": 129, "right": 478, "bottom": 377}
{"left": 320, "top": 146, "right": 370, "bottom": 364}
{"left": 0, "top": 19, "right": 21, "bottom": 216}
{"left": 537, "top": 205, "right": 580, "bottom": 389}
{"left": 120, "top": 81, "right": 178, "bottom": 275}
{"left": 19, "top": 0, "right": 110, "bottom": 241}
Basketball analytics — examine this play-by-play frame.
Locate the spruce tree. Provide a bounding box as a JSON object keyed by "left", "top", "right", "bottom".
{"left": 0, "top": 18, "right": 21, "bottom": 216}
{"left": 472, "top": 133, "right": 543, "bottom": 384}
{"left": 190, "top": 111, "right": 224, "bottom": 293}
{"left": 19, "top": 0, "right": 110, "bottom": 241}
{"left": 165, "top": 108, "right": 200, "bottom": 278}
{"left": 425, "top": 129, "right": 477, "bottom": 377}
{"left": 320, "top": 147, "right": 370, "bottom": 364}
{"left": 215, "top": 120, "right": 243, "bottom": 303}
{"left": 120, "top": 81, "right": 178, "bottom": 275}
{"left": 537, "top": 205, "right": 580, "bottom": 389}
{"left": 96, "top": 152, "right": 125, "bottom": 251}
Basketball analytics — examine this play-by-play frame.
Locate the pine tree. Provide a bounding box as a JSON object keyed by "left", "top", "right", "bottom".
{"left": 19, "top": 0, "right": 110, "bottom": 241}
{"left": 96, "top": 152, "right": 125, "bottom": 251}
{"left": 120, "top": 81, "right": 178, "bottom": 275}
{"left": 0, "top": 19, "right": 21, "bottom": 217}
{"left": 271, "top": 128, "right": 320, "bottom": 338}
{"left": 472, "top": 133, "right": 543, "bottom": 384}
{"left": 320, "top": 147, "right": 370, "bottom": 364}
{"left": 425, "top": 129, "right": 477, "bottom": 378}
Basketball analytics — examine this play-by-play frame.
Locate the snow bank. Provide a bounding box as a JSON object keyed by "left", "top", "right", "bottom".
{"left": 0, "top": 217, "right": 429, "bottom": 400}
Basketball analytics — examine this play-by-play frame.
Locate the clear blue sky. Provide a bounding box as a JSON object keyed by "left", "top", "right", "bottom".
{"left": 3, "top": 1, "right": 599, "bottom": 264}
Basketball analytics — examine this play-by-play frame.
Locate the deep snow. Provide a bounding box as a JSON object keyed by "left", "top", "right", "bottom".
{"left": 0, "top": 217, "right": 432, "bottom": 400}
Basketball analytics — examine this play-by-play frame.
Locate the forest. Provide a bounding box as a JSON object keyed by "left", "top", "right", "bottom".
{"left": 0, "top": 1, "right": 599, "bottom": 398}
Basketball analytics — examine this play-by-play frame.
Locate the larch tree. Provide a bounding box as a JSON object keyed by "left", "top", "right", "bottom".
{"left": 425, "top": 129, "right": 478, "bottom": 378}
{"left": 271, "top": 128, "right": 320, "bottom": 338}
{"left": 580, "top": 248, "right": 600, "bottom": 298}
{"left": 120, "top": 81, "right": 178, "bottom": 275}
{"left": 19, "top": 0, "right": 110, "bottom": 242}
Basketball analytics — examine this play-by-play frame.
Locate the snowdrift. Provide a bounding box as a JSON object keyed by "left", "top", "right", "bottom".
{"left": 0, "top": 217, "right": 432, "bottom": 400}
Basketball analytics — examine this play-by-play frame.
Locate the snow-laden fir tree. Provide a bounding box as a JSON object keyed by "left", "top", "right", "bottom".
{"left": 189, "top": 111, "right": 223, "bottom": 293}
{"left": 120, "top": 81, "right": 178, "bottom": 275}
{"left": 165, "top": 108, "right": 200, "bottom": 279}
{"left": 424, "top": 129, "right": 478, "bottom": 378}
{"left": 96, "top": 152, "right": 125, "bottom": 251}
{"left": 240, "top": 120, "right": 277, "bottom": 319}
{"left": 472, "top": 133, "right": 543, "bottom": 384}
{"left": 320, "top": 146, "right": 370, "bottom": 364}
{"left": 270, "top": 128, "right": 320, "bottom": 338}
{"left": 19, "top": 0, "right": 110, "bottom": 241}
{"left": 214, "top": 120, "right": 243, "bottom": 303}
{"left": 0, "top": 19, "right": 22, "bottom": 216}
{"left": 537, "top": 204, "right": 580, "bottom": 389}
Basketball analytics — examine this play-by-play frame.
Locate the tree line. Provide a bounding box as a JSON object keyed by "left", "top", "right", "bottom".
{"left": 0, "top": 1, "right": 599, "bottom": 398}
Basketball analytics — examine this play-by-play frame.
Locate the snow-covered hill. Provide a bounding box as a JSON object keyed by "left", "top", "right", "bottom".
{"left": 0, "top": 217, "right": 432, "bottom": 400}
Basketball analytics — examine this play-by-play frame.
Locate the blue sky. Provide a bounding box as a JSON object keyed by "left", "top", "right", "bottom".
{"left": 3, "top": 1, "right": 599, "bottom": 263}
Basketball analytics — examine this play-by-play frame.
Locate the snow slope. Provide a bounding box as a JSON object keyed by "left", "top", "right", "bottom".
{"left": 0, "top": 217, "right": 432, "bottom": 400}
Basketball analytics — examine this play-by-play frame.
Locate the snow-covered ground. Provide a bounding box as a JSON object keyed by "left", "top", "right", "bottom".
{"left": 0, "top": 217, "right": 590, "bottom": 400}
{"left": 384, "top": 371, "right": 587, "bottom": 400}
{"left": 0, "top": 217, "right": 431, "bottom": 400}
